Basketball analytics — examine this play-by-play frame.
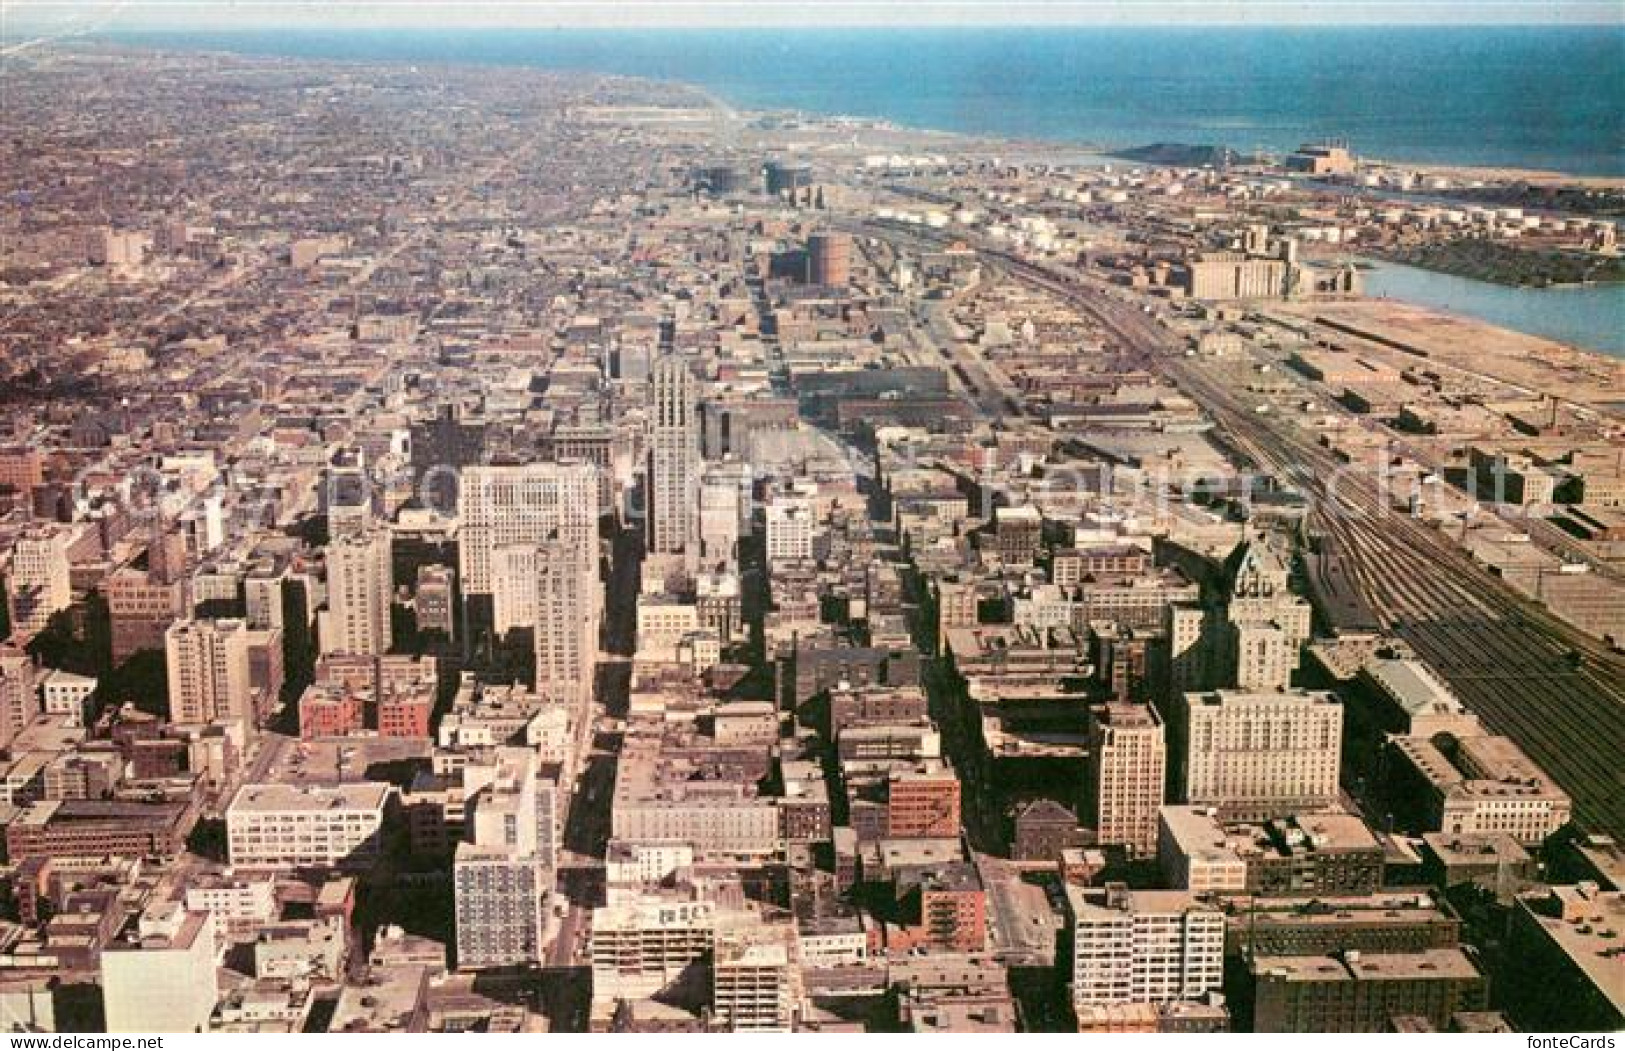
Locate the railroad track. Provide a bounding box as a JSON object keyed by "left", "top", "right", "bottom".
{"left": 1051, "top": 267, "right": 1625, "bottom": 838}
{"left": 849, "top": 216, "right": 1625, "bottom": 837}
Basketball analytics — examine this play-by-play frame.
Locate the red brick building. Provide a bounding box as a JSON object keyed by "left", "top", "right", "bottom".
{"left": 886, "top": 770, "right": 961, "bottom": 839}
{"left": 299, "top": 687, "right": 365, "bottom": 738}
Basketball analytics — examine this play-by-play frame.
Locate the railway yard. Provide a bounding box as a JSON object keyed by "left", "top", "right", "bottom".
{"left": 854, "top": 216, "right": 1625, "bottom": 841}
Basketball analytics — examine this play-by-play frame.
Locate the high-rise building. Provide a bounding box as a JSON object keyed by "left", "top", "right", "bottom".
{"left": 1221, "top": 538, "right": 1311, "bottom": 689}
{"left": 699, "top": 464, "right": 747, "bottom": 571}
{"left": 1067, "top": 884, "right": 1225, "bottom": 1009}
{"left": 458, "top": 462, "right": 599, "bottom": 597}
{"left": 1175, "top": 689, "right": 1343, "bottom": 821}
{"left": 491, "top": 543, "right": 542, "bottom": 638}
{"left": 325, "top": 457, "right": 375, "bottom": 539}
{"left": 4, "top": 527, "right": 72, "bottom": 638}
{"left": 321, "top": 527, "right": 392, "bottom": 656}
{"left": 454, "top": 749, "right": 546, "bottom": 970}
{"left": 453, "top": 848, "right": 544, "bottom": 971}
{"left": 1087, "top": 703, "right": 1167, "bottom": 857}
{"left": 648, "top": 354, "right": 700, "bottom": 559}
{"left": 101, "top": 905, "right": 219, "bottom": 1033}
{"left": 1231, "top": 622, "right": 1295, "bottom": 691}
{"left": 107, "top": 527, "right": 191, "bottom": 664}
{"left": 414, "top": 564, "right": 456, "bottom": 638}
{"left": 165, "top": 618, "right": 258, "bottom": 727}
{"left": 533, "top": 537, "right": 599, "bottom": 703}
{"left": 0, "top": 645, "right": 40, "bottom": 751}
{"left": 549, "top": 423, "right": 618, "bottom": 515}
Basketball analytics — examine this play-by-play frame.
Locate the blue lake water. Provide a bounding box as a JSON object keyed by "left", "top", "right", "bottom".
{"left": 1361, "top": 261, "right": 1625, "bottom": 357}
{"left": 90, "top": 26, "right": 1625, "bottom": 175}
{"left": 62, "top": 26, "right": 1625, "bottom": 356}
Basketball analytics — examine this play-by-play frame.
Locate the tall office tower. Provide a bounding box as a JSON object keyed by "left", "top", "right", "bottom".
{"left": 321, "top": 527, "right": 392, "bottom": 656}
{"left": 1225, "top": 537, "right": 1312, "bottom": 645}
{"left": 1087, "top": 703, "right": 1167, "bottom": 858}
{"left": 1162, "top": 602, "right": 1211, "bottom": 695}
{"left": 491, "top": 532, "right": 600, "bottom": 640}
{"left": 453, "top": 749, "right": 545, "bottom": 970}
{"left": 415, "top": 564, "right": 456, "bottom": 638}
{"left": 165, "top": 618, "right": 258, "bottom": 727}
{"left": 1231, "top": 622, "right": 1294, "bottom": 691}
{"left": 0, "top": 645, "right": 40, "bottom": 751}
{"left": 807, "top": 231, "right": 853, "bottom": 287}
{"left": 4, "top": 527, "right": 72, "bottom": 638}
{"left": 936, "top": 578, "right": 979, "bottom": 654}
{"left": 1177, "top": 689, "right": 1343, "bottom": 821}
{"left": 647, "top": 354, "right": 700, "bottom": 559}
{"left": 533, "top": 537, "right": 600, "bottom": 703}
{"left": 458, "top": 462, "right": 599, "bottom": 597}
{"left": 453, "top": 848, "right": 544, "bottom": 971}
{"left": 1066, "top": 884, "right": 1225, "bottom": 1009}
{"left": 699, "top": 466, "right": 744, "bottom": 571}
{"left": 324, "top": 456, "right": 374, "bottom": 539}
{"left": 491, "top": 543, "right": 542, "bottom": 638}
{"left": 550, "top": 423, "right": 618, "bottom": 515}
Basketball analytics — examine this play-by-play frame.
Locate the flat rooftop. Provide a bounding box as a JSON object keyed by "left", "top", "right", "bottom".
{"left": 229, "top": 781, "right": 392, "bottom": 813}
{"left": 1254, "top": 947, "right": 1481, "bottom": 983}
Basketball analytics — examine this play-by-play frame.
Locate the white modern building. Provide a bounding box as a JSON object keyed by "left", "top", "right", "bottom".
{"left": 226, "top": 782, "right": 392, "bottom": 869}
{"left": 1066, "top": 884, "right": 1225, "bottom": 1008}
{"left": 101, "top": 905, "right": 220, "bottom": 1033}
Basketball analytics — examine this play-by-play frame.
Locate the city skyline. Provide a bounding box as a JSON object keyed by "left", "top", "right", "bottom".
{"left": 0, "top": 14, "right": 1620, "bottom": 1038}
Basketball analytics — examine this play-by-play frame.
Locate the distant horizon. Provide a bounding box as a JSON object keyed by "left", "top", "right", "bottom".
{"left": 78, "top": 22, "right": 1625, "bottom": 31}
{"left": 4, "top": 0, "right": 1623, "bottom": 35}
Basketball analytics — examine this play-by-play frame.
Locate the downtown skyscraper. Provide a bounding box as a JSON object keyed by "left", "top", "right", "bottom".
{"left": 321, "top": 526, "right": 392, "bottom": 657}
{"left": 458, "top": 462, "right": 600, "bottom": 597}
{"left": 647, "top": 353, "right": 701, "bottom": 560}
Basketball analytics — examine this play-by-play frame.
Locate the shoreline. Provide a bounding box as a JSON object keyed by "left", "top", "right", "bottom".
{"left": 13, "top": 38, "right": 1623, "bottom": 360}
{"left": 20, "top": 32, "right": 1624, "bottom": 186}
{"left": 1360, "top": 248, "right": 1625, "bottom": 290}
